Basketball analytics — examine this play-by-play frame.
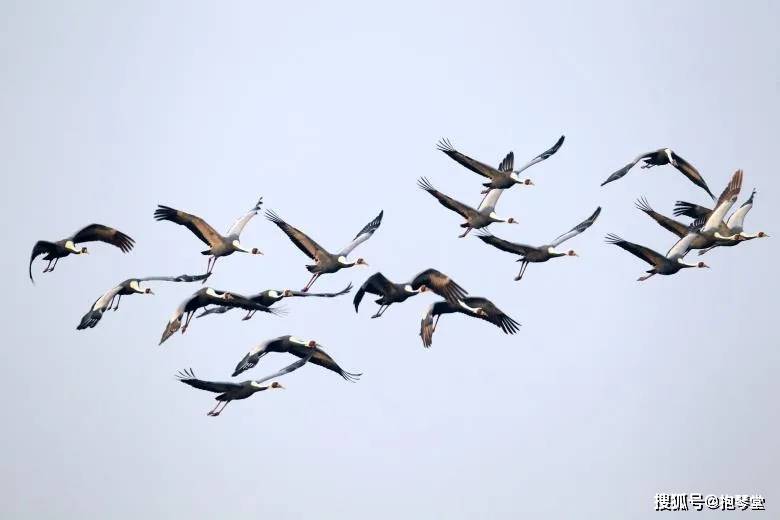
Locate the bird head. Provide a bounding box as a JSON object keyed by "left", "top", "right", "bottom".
{"left": 80, "top": 247, "right": 89, "bottom": 254}
{"left": 506, "top": 218, "right": 518, "bottom": 224}
{"left": 282, "top": 289, "right": 294, "bottom": 297}
{"left": 307, "top": 340, "right": 317, "bottom": 348}
{"left": 758, "top": 231, "right": 769, "bottom": 238}
{"left": 355, "top": 258, "right": 369, "bottom": 267}
{"left": 567, "top": 250, "right": 579, "bottom": 257}
{"left": 270, "top": 382, "right": 285, "bottom": 390}
{"left": 145, "top": 288, "right": 154, "bottom": 295}
{"left": 251, "top": 247, "right": 263, "bottom": 255}
{"left": 697, "top": 261, "right": 710, "bottom": 269}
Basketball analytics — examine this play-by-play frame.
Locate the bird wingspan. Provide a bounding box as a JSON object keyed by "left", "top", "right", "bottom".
{"left": 265, "top": 210, "right": 325, "bottom": 260}
{"left": 418, "top": 177, "right": 475, "bottom": 219}
{"left": 635, "top": 197, "right": 689, "bottom": 238}
{"left": 225, "top": 196, "right": 263, "bottom": 236}
{"left": 176, "top": 368, "right": 241, "bottom": 393}
{"left": 436, "top": 138, "right": 501, "bottom": 179}
{"left": 550, "top": 207, "right": 601, "bottom": 247}
{"left": 670, "top": 152, "right": 715, "bottom": 199}
{"left": 605, "top": 233, "right": 666, "bottom": 267}
{"left": 153, "top": 206, "right": 222, "bottom": 248}
{"left": 71, "top": 224, "right": 135, "bottom": 252}
{"left": 409, "top": 268, "right": 468, "bottom": 305}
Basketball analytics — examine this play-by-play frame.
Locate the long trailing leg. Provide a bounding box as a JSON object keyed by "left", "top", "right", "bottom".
{"left": 370, "top": 305, "right": 387, "bottom": 319}
{"left": 113, "top": 294, "right": 122, "bottom": 311}
{"left": 432, "top": 314, "right": 441, "bottom": 333}
{"left": 182, "top": 311, "right": 195, "bottom": 333}
{"left": 207, "top": 401, "right": 221, "bottom": 416}
{"left": 637, "top": 272, "right": 656, "bottom": 282}
{"left": 242, "top": 310, "right": 255, "bottom": 321}
{"left": 302, "top": 273, "right": 320, "bottom": 292}
{"left": 514, "top": 260, "right": 529, "bottom": 281}
{"left": 203, "top": 256, "right": 218, "bottom": 282}
{"left": 458, "top": 226, "right": 473, "bottom": 238}
{"left": 42, "top": 259, "right": 53, "bottom": 273}
{"left": 211, "top": 401, "right": 229, "bottom": 417}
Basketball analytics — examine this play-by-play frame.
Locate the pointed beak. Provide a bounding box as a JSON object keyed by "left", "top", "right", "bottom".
{"left": 147, "top": 289, "right": 155, "bottom": 295}
{"left": 277, "top": 384, "right": 285, "bottom": 390}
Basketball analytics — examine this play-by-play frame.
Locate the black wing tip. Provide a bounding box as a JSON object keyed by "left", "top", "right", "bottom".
{"left": 604, "top": 233, "right": 625, "bottom": 244}
{"left": 175, "top": 367, "right": 196, "bottom": 382}
{"left": 634, "top": 196, "right": 653, "bottom": 213}
{"left": 417, "top": 177, "right": 435, "bottom": 191}
{"left": 153, "top": 206, "right": 176, "bottom": 221}
{"left": 342, "top": 371, "right": 362, "bottom": 382}
{"left": 436, "top": 138, "right": 455, "bottom": 153}
{"left": 672, "top": 201, "right": 696, "bottom": 217}
{"left": 264, "top": 209, "right": 284, "bottom": 224}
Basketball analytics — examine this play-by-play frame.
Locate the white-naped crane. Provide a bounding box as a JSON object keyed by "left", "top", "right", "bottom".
{"left": 476, "top": 207, "right": 601, "bottom": 281}
{"left": 354, "top": 268, "right": 468, "bottom": 318}
{"left": 231, "top": 335, "right": 360, "bottom": 381}
{"left": 673, "top": 188, "right": 769, "bottom": 255}
{"left": 418, "top": 177, "right": 518, "bottom": 237}
{"left": 29, "top": 224, "right": 134, "bottom": 283}
{"left": 420, "top": 296, "right": 520, "bottom": 348}
{"left": 605, "top": 229, "right": 709, "bottom": 281}
{"left": 437, "top": 135, "right": 564, "bottom": 194}
{"left": 601, "top": 148, "right": 715, "bottom": 199}
{"left": 154, "top": 197, "right": 263, "bottom": 279}
{"left": 265, "top": 209, "right": 381, "bottom": 292}
{"left": 177, "top": 349, "right": 314, "bottom": 417}
{"left": 77, "top": 273, "right": 210, "bottom": 330}
{"left": 159, "top": 287, "right": 280, "bottom": 345}
{"left": 196, "top": 283, "right": 352, "bottom": 321}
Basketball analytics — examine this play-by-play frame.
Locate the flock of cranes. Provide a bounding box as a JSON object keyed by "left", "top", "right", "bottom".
{"left": 29, "top": 139, "right": 768, "bottom": 416}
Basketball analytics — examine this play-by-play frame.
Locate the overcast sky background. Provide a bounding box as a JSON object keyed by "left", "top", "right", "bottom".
{"left": 1, "top": 1, "right": 778, "bottom": 518}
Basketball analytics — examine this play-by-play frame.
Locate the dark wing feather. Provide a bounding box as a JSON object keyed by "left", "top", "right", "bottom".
{"left": 475, "top": 232, "right": 537, "bottom": 256}
{"left": 176, "top": 369, "right": 241, "bottom": 393}
{"left": 462, "top": 297, "right": 520, "bottom": 334}
{"left": 635, "top": 198, "right": 688, "bottom": 238}
{"left": 670, "top": 152, "right": 715, "bottom": 199}
{"left": 673, "top": 201, "right": 712, "bottom": 219}
{"left": 409, "top": 268, "right": 468, "bottom": 305}
{"left": 550, "top": 207, "right": 601, "bottom": 247}
{"left": 264, "top": 210, "right": 326, "bottom": 260}
{"left": 497, "top": 151, "right": 514, "bottom": 172}
{"left": 605, "top": 234, "right": 666, "bottom": 267}
{"left": 417, "top": 177, "right": 475, "bottom": 219}
{"left": 153, "top": 206, "right": 222, "bottom": 247}
{"left": 285, "top": 283, "right": 353, "bottom": 298}
{"left": 601, "top": 151, "right": 656, "bottom": 186}
{"left": 221, "top": 294, "right": 282, "bottom": 315}
{"left": 29, "top": 241, "right": 57, "bottom": 283}
{"left": 290, "top": 345, "right": 360, "bottom": 382}
{"left": 436, "top": 138, "right": 501, "bottom": 180}
{"left": 137, "top": 273, "right": 211, "bottom": 283}
{"left": 71, "top": 224, "right": 135, "bottom": 252}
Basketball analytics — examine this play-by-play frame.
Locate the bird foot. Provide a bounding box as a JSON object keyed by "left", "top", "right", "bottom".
{"left": 370, "top": 314, "right": 381, "bottom": 319}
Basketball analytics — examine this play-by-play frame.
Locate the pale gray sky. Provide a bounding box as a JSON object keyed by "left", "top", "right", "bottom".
{"left": 1, "top": 1, "right": 778, "bottom": 518}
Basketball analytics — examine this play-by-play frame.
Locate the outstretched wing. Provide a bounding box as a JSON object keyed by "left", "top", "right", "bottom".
{"left": 339, "top": 210, "right": 383, "bottom": 256}
{"left": 226, "top": 196, "right": 263, "bottom": 236}
{"left": 477, "top": 187, "right": 505, "bottom": 212}
{"left": 635, "top": 197, "right": 689, "bottom": 238}
{"left": 605, "top": 233, "right": 666, "bottom": 267}
{"left": 29, "top": 241, "right": 57, "bottom": 283}
{"left": 514, "top": 135, "right": 565, "bottom": 173}
{"left": 461, "top": 297, "right": 521, "bottom": 335}
{"left": 436, "top": 138, "right": 502, "bottom": 180}
{"left": 136, "top": 273, "right": 211, "bottom": 283}
{"left": 410, "top": 268, "right": 468, "bottom": 305}
{"left": 475, "top": 231, "right": 536, "bottom": 256}
{"left": 550, "top": 207, "right": 601, "bottom": 247}
{"left": 601, "top": 151, "right": 655, "bottom": 186}
{"left": 251, "top": 351, "right": 315, "bottom": 386}
{"left": 702, "top": 169, "right": 742, "bottom": 233}
{"left": 285, "top": 283, "right": 353, "bottom": 299}
{"left": 665, "top": 223, "right": 702, "bottom": 261}
{"left": 673, "top": 201, "right": 712, "bottom": 219}
{"left": 498, "top": 151, "right": 514, "bottom": 172}
{"left": 289, "top": 344, "right": 360, "bottom": 382}
{"left": 176, "top": 368, "right": 241, "bottom": 393}
{"left": 154, "top": 206, "right": 222, "bottom": 247}
{"left": 265, "top": 210, "right": 327, "bottom": 260}
{"left": 71, "top": 224, "right": 135, "bottom": 252}
{"left": 418, "top": 177, "right": 475, "bottom": 219}
{"left": 670, "top": 152, "right": 715, "bottom": 199}
{"left": 726, "top": 189, "right": 756, "bottom": 233}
